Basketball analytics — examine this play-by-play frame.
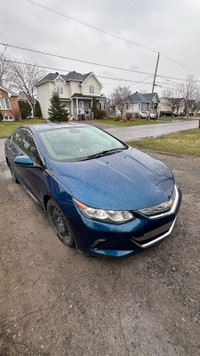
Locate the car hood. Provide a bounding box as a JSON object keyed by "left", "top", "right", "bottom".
{"left": 49, "top": 147, "right": 175, "bottom": 210}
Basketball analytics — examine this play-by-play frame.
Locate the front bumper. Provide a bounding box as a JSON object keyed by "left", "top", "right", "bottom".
{"left": 70, "top": 186, "right": 182, "bottom": 257}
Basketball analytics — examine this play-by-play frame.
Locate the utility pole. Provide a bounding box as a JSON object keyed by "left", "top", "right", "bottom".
{"left": 148, "top": 52, "right": 160, "bottom": 119}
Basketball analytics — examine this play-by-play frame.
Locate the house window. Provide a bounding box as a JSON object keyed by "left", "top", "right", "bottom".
{"left": 4, "top": 116, "right": 14, "bottom": 121}
{"left": 57, "top": 85, "right": 63, "bottom": 95}
{"left": 0, "top": 98, "right": 11, "bottom": 110}
{"left": 100, "top": 102, "right": 106, "bottom": 110}
{"left": 89, "top": 85, "right": 94, "bottom": 94}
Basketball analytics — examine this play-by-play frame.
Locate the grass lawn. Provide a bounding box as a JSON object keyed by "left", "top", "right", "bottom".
{"left": 0, "top": 118, "right": 45, "bottom": 138}
{"left": 128, "top": 129, "right": 200, "bottom": 157}
{"left": 96, "top": 118, "right": 165, "bottom": 126}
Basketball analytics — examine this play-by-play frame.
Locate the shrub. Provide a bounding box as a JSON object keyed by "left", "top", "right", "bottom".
{"left": 0, "top": 111, "right": 3, "bottom": 121}
{"left": 134, "top": 112, "right": 140, "bottom": 119}
{"left": 18, "top": 100, "right": 32, "bottom": 118}
{"left": 12, "top": 108, "right": 21, "bottom": 121}
{"left": 126, "top": 112, "right": 133, "bottom": 121}
{"left": 34, "top": 101, "right": 42, "bottom": 118}
{"left": 97, "top": 110, "right": 107, "bottom": 119}
{"left": 114, "top": 116, "right": 121, "bottom": 121}
{"left": 91, "top": 97, "right": 98, "bottom": 119}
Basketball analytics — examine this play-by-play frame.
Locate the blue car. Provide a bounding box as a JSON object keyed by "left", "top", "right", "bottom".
{"left": 4, "top": 123, "right": 181, "bottom": 257}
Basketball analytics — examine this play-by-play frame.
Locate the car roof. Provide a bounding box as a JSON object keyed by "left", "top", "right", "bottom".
{"left": 16, "top": 122, "right": 91, "bottom": 133}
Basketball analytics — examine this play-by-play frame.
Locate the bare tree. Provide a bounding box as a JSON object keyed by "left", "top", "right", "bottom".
{"left": 180, "top": 75, "right": 199, "bottom": 115}
{"left": 0, "top": 52, "right": 11, "bottom": 86}
{"left": 9, "top": 61, "right": 44, "bottom": 115}
{"left": 110, "top": 86, "right": 131, "bottom": 117}
{"left": 161, "top": 88, "right": 184, "bottom": 114}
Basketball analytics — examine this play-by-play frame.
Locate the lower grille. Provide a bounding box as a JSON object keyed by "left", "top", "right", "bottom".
{"left": 131, "top": 218, "right": 177, "bottom": 249}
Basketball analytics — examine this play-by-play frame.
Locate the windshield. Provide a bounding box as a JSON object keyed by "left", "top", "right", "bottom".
{"left": 39, "top": 125, "right": 127, "bottom": 162}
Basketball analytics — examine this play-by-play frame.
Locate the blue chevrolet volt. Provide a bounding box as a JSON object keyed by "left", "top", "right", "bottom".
{"left": 4, "top": 123, "right": 181, "bottom": 257}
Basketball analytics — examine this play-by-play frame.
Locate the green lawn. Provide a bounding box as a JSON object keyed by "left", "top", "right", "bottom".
{"left": 0, "top": 118, "right": 45, "bottom": 138}
{"left": 96, "top": 118, "right": 165, "bottom": 126}
{"left": 128, "top": 129, "right": 200, "bottom": 157}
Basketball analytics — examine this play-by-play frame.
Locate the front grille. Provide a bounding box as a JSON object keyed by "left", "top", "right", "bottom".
{"left": 137, "top": 185, "right": 178, "bottom": 219}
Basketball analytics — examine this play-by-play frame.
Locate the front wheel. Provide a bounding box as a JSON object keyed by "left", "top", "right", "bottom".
{"left": 8, "top": 161, "right": 19, "bottom": 183}
{"left": 47, "top": 199, "right": 74, "bottom": 247}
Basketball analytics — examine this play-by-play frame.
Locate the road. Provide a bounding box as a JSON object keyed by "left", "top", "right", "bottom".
{"left": 106, "top": 119, "right": 199, "bottom": 141}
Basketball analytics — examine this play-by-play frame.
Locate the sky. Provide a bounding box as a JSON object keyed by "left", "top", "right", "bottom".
{"left": 1, "top": 0, "right": 200, "bottom": 97}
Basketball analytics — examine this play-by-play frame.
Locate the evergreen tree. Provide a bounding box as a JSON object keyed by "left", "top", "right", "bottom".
{"left": 91, "top": 97, "right": 98, "bottom": 119}
{"left": 34, "top": 100, "right": 42, "bottom": 118}
{"left": 18, "top": 100, "right": 32, "bottom": 119}
{"left": 48, "top": 92, "right": 69, "bottom": 122}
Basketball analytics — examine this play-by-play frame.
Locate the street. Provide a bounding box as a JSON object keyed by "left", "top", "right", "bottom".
{"left": 106, "top": 119, "right": 199, "bottom": 141}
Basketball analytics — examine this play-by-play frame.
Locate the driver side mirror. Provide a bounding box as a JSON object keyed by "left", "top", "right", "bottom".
{"left": 14, "top": 155, "right": 42, "bottom": 168}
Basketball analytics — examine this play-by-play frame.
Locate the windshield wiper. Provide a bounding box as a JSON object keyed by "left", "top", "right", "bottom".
{"left": 81, "top": 147, "right": 127, "bottom": 161}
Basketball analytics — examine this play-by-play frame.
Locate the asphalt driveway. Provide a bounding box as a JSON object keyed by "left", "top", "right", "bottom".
{"left": 0, "top": 139, "right": 199, "bottom": 355}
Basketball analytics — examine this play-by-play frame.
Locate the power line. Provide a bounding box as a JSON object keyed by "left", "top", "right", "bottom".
{"left": 25, "top": 0, "right": 157, "bottom": 54}
{"left": 0, "top": 57, "right": 153, "bottom": 85}
{"left": 1, "top": 56, "right": 190, "bottom": 95}
{"left": 0, "top": 41, "right": 155, "bottom": 76}
{"left": 1, "top": 41, "right": 198, "bottom": 84}
{"left": 24, "top": 0, "right": 200, "bottom": 76}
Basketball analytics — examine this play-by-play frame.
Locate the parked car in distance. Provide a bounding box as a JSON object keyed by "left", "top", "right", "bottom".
{"left": 4, "top": 123, "right": 181, "bottom": 258}
{"left": 139, "top": 110, "right": 157, "bottom": 119}
{"left": 160, "top": 111, "right": 179, "bottom": 117}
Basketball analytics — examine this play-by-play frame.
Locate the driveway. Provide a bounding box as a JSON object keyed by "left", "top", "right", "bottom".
{"left": 0, "top": 141, "right": 199, "bottom": 355}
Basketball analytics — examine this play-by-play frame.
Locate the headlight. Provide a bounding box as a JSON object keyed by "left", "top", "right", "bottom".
{"left": 73, "top": 198, "right": 135, "bottom": 224}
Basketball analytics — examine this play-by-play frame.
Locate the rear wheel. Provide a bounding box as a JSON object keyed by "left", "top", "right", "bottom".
{"left": 47, "top": 199, "right": 74, "bottom": 247}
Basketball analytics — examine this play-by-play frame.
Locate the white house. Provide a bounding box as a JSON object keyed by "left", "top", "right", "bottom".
{"left": 36, "top": 71, "right": 107, "bottom": 119}
{"left": 126, "top": 92, "right": 160, "bottom": 115}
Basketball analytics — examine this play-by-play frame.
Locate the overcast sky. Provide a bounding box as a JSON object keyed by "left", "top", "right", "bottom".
{"left": 1, "top": 0, "right": 200, "bottom": 97}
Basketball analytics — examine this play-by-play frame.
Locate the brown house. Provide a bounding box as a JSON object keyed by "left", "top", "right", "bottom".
{"left": 0, "top": 86, "right": 20, "bottom": 121}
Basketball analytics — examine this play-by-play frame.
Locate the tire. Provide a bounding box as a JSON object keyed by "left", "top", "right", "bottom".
{"left": 8, "top": 161, "right": 19, "bottom": 183}
{"left": 47, "top": 199, "right": 74, "bottom": 247}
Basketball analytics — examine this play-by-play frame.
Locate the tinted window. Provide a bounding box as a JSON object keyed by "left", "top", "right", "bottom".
{"left": 21, "top": 130, "right": 41, "bottom": 164}
{"left": 39, "top": 126, "right": 126, "bottom": 162}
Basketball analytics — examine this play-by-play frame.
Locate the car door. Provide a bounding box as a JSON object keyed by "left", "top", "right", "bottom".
{"left": 17, "top": 129, "right": 50, "bottom": 205}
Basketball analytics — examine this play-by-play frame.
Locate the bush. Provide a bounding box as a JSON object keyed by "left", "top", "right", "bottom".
{"left": 34, "top": 101, "right": 42, "bottom": 118}
{"left": 97, "top": 110, "right": 107, "bottom": 119}
{"left": 134, "top": 112, "right": 140, "bottom": 119}
{"left": 18, "top": 100, "right": 32, "bottom": 118}
{"left": 126, "top": 112, "right": 133, "bottom": 121}
{"left": 12, "top": 108, "right": 21, "bottom": 121}
{"left": 114, "top": 116, "right": 121, "bottom": 121}
{"left": 0, "top": 111, "right": 3, "bottom": 121}
{"left": 91, "top": 97, "right": 98, "bottom": 119}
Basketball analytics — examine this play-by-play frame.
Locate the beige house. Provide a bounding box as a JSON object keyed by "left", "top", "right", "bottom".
{"left": 36, "top": 71, "right": 107, "bottom": 119}
{"left": 159, "top": 97, "right": 185, "bottom": 116}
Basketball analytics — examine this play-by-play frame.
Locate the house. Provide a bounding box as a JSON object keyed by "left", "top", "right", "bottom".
{"left": 126, "top": 92, "right": 160, "bottom": 116}
{"left": 0, "top": 86, "right": 20, "bottom": 121}
{"left": 36, "top": 71, "right": 107, "bottom": 119}
{"left": 159, "top": 97, "right": 185, "bottom": 116}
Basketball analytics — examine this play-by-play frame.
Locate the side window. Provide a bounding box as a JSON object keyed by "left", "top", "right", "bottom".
{"left": 12, "top": 129, "right": 23, "bottom": 148}
{"left": 21, "top": 130, "right": 41, "bottom": 164}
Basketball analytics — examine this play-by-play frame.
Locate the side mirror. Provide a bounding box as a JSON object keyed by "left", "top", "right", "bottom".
{"left": 14, "top": 155, "right": 35, "bottom": 167}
